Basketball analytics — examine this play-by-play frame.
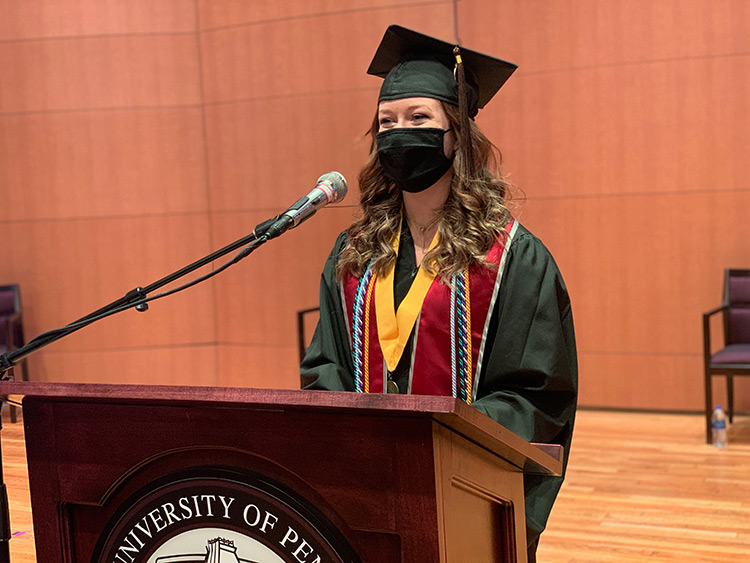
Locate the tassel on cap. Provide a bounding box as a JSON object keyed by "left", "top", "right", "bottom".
{"left": 453, "top": 45, "right": 474, "bottom": 176}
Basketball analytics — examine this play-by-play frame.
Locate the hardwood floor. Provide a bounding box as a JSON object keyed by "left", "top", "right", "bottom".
{"left": 1, "top": 408, "right": 35, "bottom": 562}
{"left": 538, "top": 410, "right": 750, "bottom": 563}
{"left": 1, "top": 407, "right": 748, "bottom": 561}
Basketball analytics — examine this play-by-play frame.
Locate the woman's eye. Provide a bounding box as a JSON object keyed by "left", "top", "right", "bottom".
{"left": 379, "top": 117, "right": 393, "bottom": 126}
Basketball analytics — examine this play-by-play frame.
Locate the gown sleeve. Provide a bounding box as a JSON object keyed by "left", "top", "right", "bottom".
{"left": 471, "top": 225, "right": 578, "bottom": 538}
{"left": 300, "top": 233, "right": 356, "bottom": 391}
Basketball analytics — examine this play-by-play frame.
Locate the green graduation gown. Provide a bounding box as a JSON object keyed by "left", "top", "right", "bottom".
{"left": 301, "top": 222, "right": 578, "bottom": 539}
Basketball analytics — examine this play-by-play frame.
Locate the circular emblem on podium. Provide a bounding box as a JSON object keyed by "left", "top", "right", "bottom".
{"left": 92, "top": 466, "right": 359, "bottom": 563}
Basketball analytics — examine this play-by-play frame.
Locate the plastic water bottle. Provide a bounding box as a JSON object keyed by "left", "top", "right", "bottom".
{"left": 711, "top": 405, "right": 728, "bottom": 449}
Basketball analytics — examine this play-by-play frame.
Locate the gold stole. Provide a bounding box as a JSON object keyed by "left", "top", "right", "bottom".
{"left": 374, "top": 227, "right": 440, "bottom": 372}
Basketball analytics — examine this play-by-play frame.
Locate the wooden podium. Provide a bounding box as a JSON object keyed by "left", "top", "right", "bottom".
{"left": 0, "top": 382, "right": 561, "bottom": 562}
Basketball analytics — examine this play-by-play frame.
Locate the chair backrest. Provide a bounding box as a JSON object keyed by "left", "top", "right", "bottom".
{"left": 297, "top": 307, "right": 321, "bottom": 364}
{"left": 0, "top": 284, "right": 22, "bottom": 348}
{"left": 0, "top": 285, "right": 19, "bottom": 316}
{"left": 725, "top": 269, "right": 750, "bottom": 345}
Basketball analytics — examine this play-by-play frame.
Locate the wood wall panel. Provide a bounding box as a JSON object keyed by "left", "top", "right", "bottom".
{"left": 0, "top": 108, "right": 208, "bottom": 221}
{"left": 0, "top": 0, "right": 196, "bottom": 40}
{"left": 520, "top": 191, "right": 750, "bottom": 357}
{"left": 460, "top": 0, "right": 750, "bottom": 73}
{"left": 199, "top": 5, "right": 454, "bottom": 103}
{"left": 0, "top": 35, "right": 201, "bottom": 113}
{"left": 477, "top": 54, "right": 750, "bottom": 199}
{"left": 197, "top": 0, "right": 451, "bottom": 30}
{"left": 31, "top": 345, "right": 217, "bottom": 385}
{"left": 0, "top": 215, "right": 216, "bottom": 352}
{"left": 217, "top": 344, "right": 300, "bottom": 390}
{"left": 210, "top": 207, "right": 356, "bottom": 347}
{"left": 203, "top": 90, "right": 373, "bottom": 212}
{"left": 0, "top": 2, "right": 214, "bottom": 388}
{"left": 2, "top": 0, "right": 748, "bottom": 411}
{"left": 581, "top": 353, "right": 750, "bottom": 411}
{"left": 578, "top": 352, "right": 717, "bottom": 411}
{"left": 461, "top": 0, "right": 750, "bottom": 410}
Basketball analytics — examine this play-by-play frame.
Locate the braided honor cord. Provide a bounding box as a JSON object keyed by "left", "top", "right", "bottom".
{"left": 351, "top": 264, "right": 374, "bottom": 393}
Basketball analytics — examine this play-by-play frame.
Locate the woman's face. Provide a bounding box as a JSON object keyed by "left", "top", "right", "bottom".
{"left": 377, "top": 97, "right": 455, "bottom": 157}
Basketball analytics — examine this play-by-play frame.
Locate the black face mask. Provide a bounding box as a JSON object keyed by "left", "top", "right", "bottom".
{"left": 376, "top": 127, "right": 454, "bottom": 193}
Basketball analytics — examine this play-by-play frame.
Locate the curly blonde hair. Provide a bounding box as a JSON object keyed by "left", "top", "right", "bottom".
{"left": 336, "top": 102, "right": 512, "bottom": 283}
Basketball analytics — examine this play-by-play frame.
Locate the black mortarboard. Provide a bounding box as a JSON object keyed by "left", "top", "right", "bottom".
{"left": 367, "top": 25, "right": 517, "bottom": 117}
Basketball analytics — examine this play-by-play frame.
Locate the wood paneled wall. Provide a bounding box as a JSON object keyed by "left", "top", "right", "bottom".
{"left": 1, "top": 1, "right": 748, "bottom": 409}
{"left": 461, "top": 0, "right": 750, "bottom": 410}
{"left": 0, "top": 1, "right": 218, "bottom": 386}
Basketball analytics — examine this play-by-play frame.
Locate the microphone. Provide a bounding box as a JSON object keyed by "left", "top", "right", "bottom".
{"left": 260, "top": 172, "right": 348, "bottom": 240}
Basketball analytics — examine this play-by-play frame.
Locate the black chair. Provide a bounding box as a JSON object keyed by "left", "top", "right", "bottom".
{"left": 297, "top": 307, "right": 320, "bottom": 388}
{"left": 0, "top": 284, "right": 29, "bottom": 422}
{"left": 703, "top": 269, "right": 750, "bottom": 443}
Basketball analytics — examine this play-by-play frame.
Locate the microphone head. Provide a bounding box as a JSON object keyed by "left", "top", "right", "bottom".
{"left": 316, "top": 171, "right": 348, "bottom": 204}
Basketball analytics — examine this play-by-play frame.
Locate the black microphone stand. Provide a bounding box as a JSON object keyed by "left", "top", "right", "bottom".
{"left": 0, "top": 213, "right": 290, "bottom": 561}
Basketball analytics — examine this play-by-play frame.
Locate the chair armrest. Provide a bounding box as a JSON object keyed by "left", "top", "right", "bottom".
{"left": 703, "top": 305, "right": 726, "bottom": 319}
{"left": 702, "top": 305, "right": 727, "bottom": 362}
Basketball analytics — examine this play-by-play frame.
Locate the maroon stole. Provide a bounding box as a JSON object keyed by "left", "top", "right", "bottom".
{"left": 341, "top": 220, "right": 516, "bottom": 399}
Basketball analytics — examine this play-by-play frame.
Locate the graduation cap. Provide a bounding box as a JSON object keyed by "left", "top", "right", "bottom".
{"left": 367, "top": 25, "right": 517, "bottom": 118}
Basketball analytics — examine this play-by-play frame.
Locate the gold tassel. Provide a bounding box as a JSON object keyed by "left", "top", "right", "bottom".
{"left": 453, "top": 46, "right": 473, "bottom": 176}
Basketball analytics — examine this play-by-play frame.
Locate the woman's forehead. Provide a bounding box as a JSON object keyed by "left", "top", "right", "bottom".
{"left": 378, "top": 97, "right": 444, "bottom": 113}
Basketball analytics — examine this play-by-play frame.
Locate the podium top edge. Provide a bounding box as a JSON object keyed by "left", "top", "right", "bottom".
{"left": 0, "top": 381, "right": 460, "bottom": 413}
{"left": 1, "top": 381, "right": 562, "bottom": 475}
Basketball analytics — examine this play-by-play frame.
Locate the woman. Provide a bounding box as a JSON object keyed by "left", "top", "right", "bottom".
{"left": 301, "top": 25, "right": 577, "bottom": 560}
